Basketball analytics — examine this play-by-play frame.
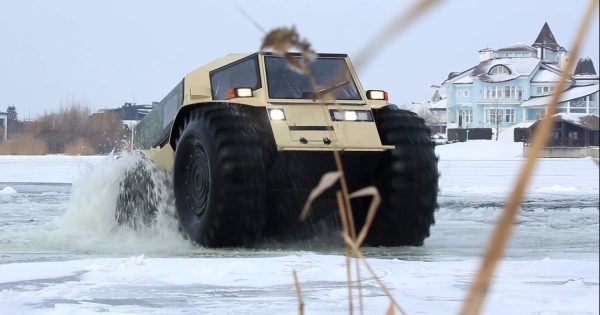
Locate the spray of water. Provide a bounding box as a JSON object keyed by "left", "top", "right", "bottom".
{"left": 49, "top": 154, "right": 192, "bottom": 255}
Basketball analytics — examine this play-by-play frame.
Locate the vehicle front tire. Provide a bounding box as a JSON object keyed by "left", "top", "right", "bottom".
{"left": 173, "top": 104, "right": 273, "bottom": 247}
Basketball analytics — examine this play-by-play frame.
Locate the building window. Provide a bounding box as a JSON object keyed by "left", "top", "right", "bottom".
{"left": 504, "top": 108, "right": 515, "bottom": 123}
{"left": 489, "top": 65, "right": 511, "bottom": 75}
{"left": 464, "top": 90, "right": 469, "bottom": 97}
{"left": 511, "top": 86, "right": 523, "bottom": 100}
{"left": 484, "top": 86, "right": 523, "bottom": 100}
{"left": 536, "top": 86, "right": 555, "bottom": 96}
{"left": 458, "top": 109, "right": 473, "bottom": 124}
{"left": 590, "top": 93, "right": 599, "bottom": 114}
{"left": 535, "top": 108, "right": 546, "bottom": 120}
{"left": 570, "top": 96, "right": 587, "bottom": 113}
{"left": 456, "top": 90, "right": 462, "bottom": 97}
{"left": 465, "top": 109, "right": 473, "bottom": 123}
{"left": 485, "top": 108, "right": 515, "bottom": 124}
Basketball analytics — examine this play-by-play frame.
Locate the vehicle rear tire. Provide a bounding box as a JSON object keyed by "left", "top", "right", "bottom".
{"left": 358, "top": 105, "right": 439, "bottom": 246}
{"left": 173, "top": 104, "right": 274, "bottom": 247}
{"left": 115, "top": 157, "right": 161, "bottom": 230}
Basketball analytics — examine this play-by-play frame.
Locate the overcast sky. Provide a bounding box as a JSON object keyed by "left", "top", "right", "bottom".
{"left": 1, "top": 0, "right": 598, "bottom": 118}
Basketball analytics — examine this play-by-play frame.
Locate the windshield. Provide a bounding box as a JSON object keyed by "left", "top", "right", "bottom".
{"left": 264, "top": 55, "right": 362, "bottom": 100}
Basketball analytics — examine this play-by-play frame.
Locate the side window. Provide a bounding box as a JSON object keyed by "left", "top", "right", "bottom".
{"left": 210, "top": 55, "right": 261, "bottom": 100}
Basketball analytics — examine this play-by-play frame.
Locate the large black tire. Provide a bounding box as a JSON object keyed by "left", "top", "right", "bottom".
{"left": 115, "top": 157, "right": 162, "bottom": 230}
{"left": 173, "top": 104, "right": 274, "bottom": 247}
{"left": 359, "top": 105, "right": 439, "bottom": 246}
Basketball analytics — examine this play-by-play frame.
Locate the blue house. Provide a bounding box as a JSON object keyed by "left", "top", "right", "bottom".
{"left": 443, "top": 23, "right": 599, "bottom": 131}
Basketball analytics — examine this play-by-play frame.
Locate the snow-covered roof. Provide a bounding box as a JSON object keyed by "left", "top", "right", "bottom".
{"left": 454, "top": 75, "right": 473, "bottom": 84}
{"left": 429, "top": 98, "right": 447, "bottom": 110}
{"left": 531, "top": 69, "right": 562, "bottom": 83}
{"left": 537, "top": 113, "right": 599, "bottom": 130}
{"left": 532, "top": 22, "right": 562, "bottom": 51}
{"left": 444, "top": 68, "right": 474, "bottom": 85}
{"left": 472, "top": 57, "right": 540, "bottom": 83}
{"left": 521, "top": 84, "right": 599, "bottom": 107}
{"left": 496, "top": 42, "right": 537, "bottom": 52}
{"left": 574, "top": 74, "right": 600, "bottom": 80}
{"left": 574, "top": 57, "right": 596, "bottom": 75}
{"left": 512, "top": 121, "right": 535, "bottom": 128}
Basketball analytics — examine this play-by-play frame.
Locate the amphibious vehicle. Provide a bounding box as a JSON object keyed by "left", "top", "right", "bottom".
{"left": 118, "top": 52, "right": 439, "bottom": 247}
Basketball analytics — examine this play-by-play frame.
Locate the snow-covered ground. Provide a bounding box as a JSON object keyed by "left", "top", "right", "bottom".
{"left": 0, "top": 141, "right": 598, "bottom": 314}
{"left": 436, "top": 140, "right": 599, "bottom": 195}
{"left": 0, "top": 155, "right": 103, "bottom": 185}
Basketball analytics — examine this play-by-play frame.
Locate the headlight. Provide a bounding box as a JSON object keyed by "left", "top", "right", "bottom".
{"left": 344, "top": 111, "right": 358, "bottom": 121}
{"left": 268, "top": 108, "right": 286, "bottom": 120}
{"left": 329, "top": 110, "right": 374, "bottom": 121}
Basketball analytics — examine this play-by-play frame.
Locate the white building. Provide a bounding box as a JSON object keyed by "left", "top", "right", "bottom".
{"left": 0, "top": 111, "right": 7, "bottom": 144}
{"left": 410, "top": 85, "right": 448, "bottom": 133}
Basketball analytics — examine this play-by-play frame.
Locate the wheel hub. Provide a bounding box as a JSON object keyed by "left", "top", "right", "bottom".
{"left": 185, "top": 145, "right": 210, "bottom": 217}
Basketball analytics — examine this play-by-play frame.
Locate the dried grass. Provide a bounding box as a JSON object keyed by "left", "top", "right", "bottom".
{"left": 0, "top": 132, "right": 49, "bottom": 155}
{"left": 293, "top": 270, "right": 305, "bottom": 315}
{"left": 64, "top": 137, "right": 97, "bottom": 155}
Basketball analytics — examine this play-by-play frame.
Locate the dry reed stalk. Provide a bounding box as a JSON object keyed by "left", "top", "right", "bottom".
{"left": 333, "top": 152, "right": 358, "bottom": 239}
{"left": 342, "top": 234, "right": 408, "bottom": 315}
{"left": 236, "top": 5, "right": 266, "bottom": 34}
{"left": 350, "top": 187, "right": 382, "bottom": 247}
{"left": 352, "top": 0, "right": 441, "bottom": 70}
{"left": 293, "top": 270, "right": 305, "bottom": 315}
{"left": 348, "top": 186, "right": 382, "bottom": 315}
{"left": 337, "top": 191, "right": 355, "bottom": 315}
{"left": 458, "top": 1, "right": 599, "bottom": 314}
{"left": 356, "top": 258, "right": 364, "bottom": 315}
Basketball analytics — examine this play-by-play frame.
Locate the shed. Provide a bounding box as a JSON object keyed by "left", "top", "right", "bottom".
{"left": 530, "top": 113, "right": 599, "bottom": 147}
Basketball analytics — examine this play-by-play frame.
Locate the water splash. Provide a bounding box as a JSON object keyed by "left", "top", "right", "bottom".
{"left": 50, "top": 154, "right": 192, "bottom": 255}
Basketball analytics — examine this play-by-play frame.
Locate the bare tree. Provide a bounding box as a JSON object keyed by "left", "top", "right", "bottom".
{"left": 492, "top": 106, "right": 504, "bottom": 141}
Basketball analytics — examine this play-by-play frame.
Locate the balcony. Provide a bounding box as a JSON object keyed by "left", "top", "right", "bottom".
{"left": 478, "top": 97, "right": 524, "bottom": 104}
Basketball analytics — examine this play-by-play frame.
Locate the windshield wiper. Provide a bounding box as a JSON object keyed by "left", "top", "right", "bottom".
{"left": 302, "top": 80, "right": 351, "bottom": 99}
{"left": 317, "top": 80, "right": 350, "bottom": 95}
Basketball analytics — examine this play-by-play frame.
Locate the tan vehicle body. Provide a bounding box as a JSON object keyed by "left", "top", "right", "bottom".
{"left": 121, "top": 52, "right": 438, "bottom": 248}
{"left": 140, "top": 52, "right": 392, "bottom": 171}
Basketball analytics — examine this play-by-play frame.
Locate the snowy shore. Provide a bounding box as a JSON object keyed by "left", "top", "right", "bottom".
{"left": 0, "top": 140, "right": 598, "bottom": 314}
{"left": 1, "top": 141, "right": 598, "bottom": 197}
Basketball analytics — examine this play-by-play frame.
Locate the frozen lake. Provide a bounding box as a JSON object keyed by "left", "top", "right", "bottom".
{"left": 0, "top": 140, "right": 598, "bottom": 314}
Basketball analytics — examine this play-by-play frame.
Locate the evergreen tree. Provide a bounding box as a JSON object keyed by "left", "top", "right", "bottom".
{"left": 7, "top": 105, "right": 18, "bottom": 121}
{"left": 6, "top": 105, "right": 24, "bottom": 137}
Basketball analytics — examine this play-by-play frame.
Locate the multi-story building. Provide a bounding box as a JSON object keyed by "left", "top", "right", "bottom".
{"left": 410, "top": 85, "right": 447, "bottom": 133}
{"left": 443, "top": 23, "right": 599, "bottom": 130}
